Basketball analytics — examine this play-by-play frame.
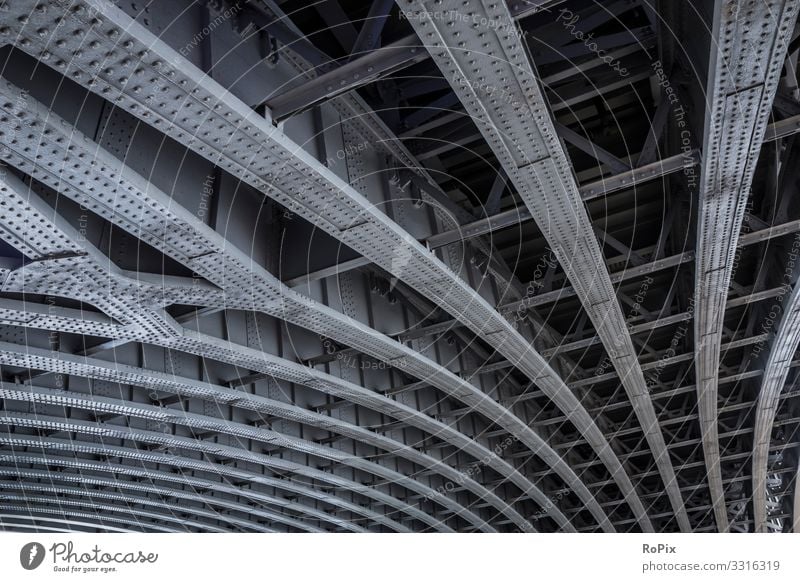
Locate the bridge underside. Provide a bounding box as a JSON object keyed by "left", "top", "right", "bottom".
{"left": 0, "top": 0, "right": 798, "bottom": 533}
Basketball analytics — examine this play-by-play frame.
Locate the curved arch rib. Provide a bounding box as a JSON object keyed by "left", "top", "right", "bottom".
{"left": 0, "top": 493, "right": 232, "bottom": 533}
{"left": 0, "top": 95, "right": 594, "bottom": 530}
{"left": 0, "top": 381, "right": 500, "bottom": 532}
{"left": 0, "top": 513, "right": 146, "bottom": 533}
{"left": 0, "top": 452, "right": 370, "bottom": 533}
{"left": 0, "top": 348, "right": 540, "bottom": 532}
{"left": 402, "top": 0, "right": 686, "bottom": 531}
{"left": 752, "top": 282, "right": 800, "bottom": 531}
{"left": 0, "top": 412, "right": 458, "bottom": 532}
{"left": 0, "top": 0, "right": 641, "bottom": 528}
{"left": 0, "top": 467, "right": 318, "bottom": 532}
{"left": 0, "top": 435, "right": 412, "bottom": 533}
{"left": 693, "top": 0, "right": 799, "bottom": 531}
{"left": 0, "top": 168, "right": 525, "bottom": 530}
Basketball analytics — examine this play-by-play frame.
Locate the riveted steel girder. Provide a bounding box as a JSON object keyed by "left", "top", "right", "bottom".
{"left": 403, "top": 0, "right": 682, "bottom": 532}
{"left": 0, "top": 467, "right": 323, "bottom": 532}
{"left": 0, "top": 168, "right": 539, "bottom": 531}
{"left": 694, "top": 0, "right": 799, "bottom": 531}
{"left": 0, "top": 452, "right": 376, "bottom": 532}
{"left": 752, "top": 283, "right": 800, "bottom": 532}
{"left": 0, "top": 9, "right": 625, "bottom": 524}
{"left": 0, "top": 73, "right": 603, "bottom": 530}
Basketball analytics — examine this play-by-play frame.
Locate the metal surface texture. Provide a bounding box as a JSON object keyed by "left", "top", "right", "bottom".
{"left": 0, "top": 0, "right": 638, "bottom": 532}
{"left": 693, "top": 0, "right": 799, "bottom": 531}
{"left": 402, "top": 0, "right": 685, "bottom": 531}
{"left": 0, "top": 0, "right": 799, "bottom": 534}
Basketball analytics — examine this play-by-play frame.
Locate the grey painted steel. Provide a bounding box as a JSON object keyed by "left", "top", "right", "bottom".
{"left": 0, "top": 513, "right": 147, "bottom": 533}
{"left": 0, "top": 415, "right": 444, "bottom": 531}
{"left": 499, "top": 218, "right": 800, "bottom": 316}
{"left": 0, "top": 492, "right": 231, "bottom": 533}
{"left": 545, "top": 287, "right": 784, "bottom": 357}
{"left": 0, "top": 169, "right": 547, "bottom": 532}
{"left": 795, "top": 465, "right": 800, "bottom": 533}
{"left": 0, "top": 75, "right": 599, "bottom": 529}
{"left": 0, "top": 4, "right": 624, "bottom": 530}
{"left": 0, "top": 153, "right": 520, "bottom": 530}
{"left": 0, "top": 460, "right": 359, "bottom": 533}
{"left": 0, "top": 504, "right": 176, "bottom": 532}
{"left": 0, "top": 376, "right": 521, "bottom": 532}
{"left": 752, "top": 282, "right": 800, "bottom": 532}
{"left": 426, "top": 151, "right": 700, "bottom": 250}
{"left": 694, "top": 0, "right": 799, "bottom": 531}
{"left": 0, "top": 309, "right": 559, "bottom": 531}
{"left": 0, "top": 468, "right": 318, "bottom": 533}
{"left": 0, "top": 452, "right": 378, "bottom": 533}
{"left": 404, "top": 0, "right": 684, "bottom": 532}
{"left": 261, "top": 0, "right": 558, "bottom": 120}
{"left": 265, "top": 36, "right": 429, "bottom": 120}
{"left": 763, "top": 113, "right": 800, "bottom": 142}
{"left": 0, "top": 522, "right": 84, "bottom": 534}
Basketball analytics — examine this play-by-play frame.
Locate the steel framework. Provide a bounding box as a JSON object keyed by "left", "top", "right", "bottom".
{"left": 0, "top": 0, "right": 798, "bottom": 533}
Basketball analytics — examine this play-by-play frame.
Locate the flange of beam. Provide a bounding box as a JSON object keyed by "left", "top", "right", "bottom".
{"left": 0, "top": 77, "right": 601, "bottom": 530}
{"left": 402, "top": 0, "right": 680, "bottom": 532}
{"left": 693, "top": 0, "right": 799, "bottom": 531}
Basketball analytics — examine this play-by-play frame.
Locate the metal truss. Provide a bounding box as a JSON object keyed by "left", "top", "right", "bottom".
{"left": 403, "top": 0, "right": 686, "bottom": 531}
{"left": 0, "top": 70, "right": 615, "bottom": 529}
{"left": 0, "top": 0, "right": 798, "bottom": 534}
{"left": 0, "top": 0, "right": 642, "bottom": 531}
{"left": 0, "top": 137, "right": 570, "bottom": 531}
{"left": 693, "top": 0, "right": 799, "bottom": 531}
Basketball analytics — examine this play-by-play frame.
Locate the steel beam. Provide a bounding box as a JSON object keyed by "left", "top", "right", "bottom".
{"left": 426, "top": 151, "right": 699, "bottom": 249}
{"left": 405, "top": 0, "right": 686, "bottom": 531}
{"left": 0, "top": 511, "right": 159, "bottom": 533}
{"left": 0, "top": 465, "right": 341, "bottom": 532}
{"left": 261, "top": 0, "right": 561, "bottom": 121}
{"left": 795, "top": 464, "right": 800, "bottom": 532}
{"left": 752, "top": 281, "right": 800, "bottom": 532}
{"left": 0, "top": 349, "right": 537, "bottom": 532}
{"left": 0, "top": 451, "right": 372, "bottom": 532}
{"left": 0, "top": 23, "right": 619, "bottom": 530}
{"left": 500, "top": 217, "right": 800, "bottom": 316}
{"left": 0, "top": 489, "right": 245, "bottom": 533}
{"left": 0, "top": 161, "right": 571, "bottom": 531}
{"left": 0, "top": 383, "right": 497, "bottom": 532}
{"left": 692, "top": 0, "right": 799, "bottom": 531}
